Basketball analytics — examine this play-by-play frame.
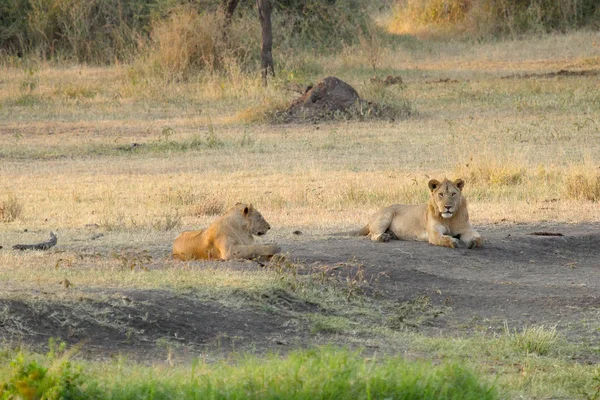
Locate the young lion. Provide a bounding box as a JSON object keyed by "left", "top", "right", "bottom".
{"left": 172, "top": 203, "right": 281, "bottom": 261}
{"left": 341, "top": 178, "right": 482, "bottom": 249}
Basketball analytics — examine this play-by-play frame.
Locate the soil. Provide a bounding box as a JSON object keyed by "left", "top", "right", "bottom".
{"left": 279, "top": 76, "right": 361, "bottom": 122}
{"left": 1, "top": 222, "right": 599, "bottom": 361}
{"left": 288, "top": 223, "right": 600, "bottom": 339}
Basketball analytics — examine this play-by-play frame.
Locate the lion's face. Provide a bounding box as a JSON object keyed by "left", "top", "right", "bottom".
{"left": 428, "top": 178, "right": 465, "bottom": 219}
{"left": 235, "top": 203, "right": 271, "bottom": 236}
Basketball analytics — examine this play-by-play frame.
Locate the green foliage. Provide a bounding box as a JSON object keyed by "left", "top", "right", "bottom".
{"left": 0, "top": 345, "right": 497, "bottom": 399}
{"left": 503, "top": 324, "right": 560, "bottom": 356}
{"left": 274, "top": 0, "right": 372, "bottom": 50}
{"left": 0, "top": 339, "right": 99, "bottom": 400}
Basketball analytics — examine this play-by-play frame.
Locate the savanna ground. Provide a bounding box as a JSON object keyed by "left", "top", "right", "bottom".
{"left": 1, "top": 28, "right": 600, "bottom": 398}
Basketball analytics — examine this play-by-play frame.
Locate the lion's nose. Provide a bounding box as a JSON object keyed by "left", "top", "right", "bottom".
{"left": 445, "top": 205, "right": 452, "bottom": 210}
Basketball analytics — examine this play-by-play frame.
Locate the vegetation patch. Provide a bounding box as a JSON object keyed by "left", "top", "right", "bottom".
{"left": 0, "top": 194, "right": 23, "bottom": 223}
{"left": 502, "top": 324, "right": 560, "bottom": 356}
{"left": 388, "top": 296, "right": 449, "bottom": 330}
{"left": 0, "top": 345, "right": 497, "bottom": 400}
{"left": 390, "top": 0, "right": 600, "bottom": 38}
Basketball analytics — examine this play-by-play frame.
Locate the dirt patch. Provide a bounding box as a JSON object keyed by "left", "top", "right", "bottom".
{"left": 286, "top": 223, "right": 600, "bottom": 340}
{"left": 277, "top": 76, "right": 409, "bottom": 123}
{"left": 0, "top": 288, "right": 302, "bottom": 360}
{"left": 1, "top": 223, "right": 599, "bottom": 360}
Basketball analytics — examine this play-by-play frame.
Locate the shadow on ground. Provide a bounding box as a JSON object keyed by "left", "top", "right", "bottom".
{"left": 1, "top": 223, "right": 598, "bottom": 360}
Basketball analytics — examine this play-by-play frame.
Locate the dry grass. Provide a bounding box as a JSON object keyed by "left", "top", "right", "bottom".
{"left": 564, "top": 169, "right": 600, "bottom": 201}
{"left": 0, "top": 194, "right": 23, "bottom": 223}
{"left": 389, "top": 0, "right": 600, "bottom": 39}
{"left": 0, "top": 31, "right": 599, "bottom": 234}
{"left": 1, "top": 31, "right": 599, "bottom": 400}
{"left": 149, "top": 7, "right": 223, "bottom": 79}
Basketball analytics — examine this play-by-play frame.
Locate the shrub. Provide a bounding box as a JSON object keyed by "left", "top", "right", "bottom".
{"left": 149, "top": 6, "right": 223, "bottom": 79}
{"left": 0, "top": 341, "right": 100, "bottom": 400}
{"left": 391, "top": 0, "right": 600, "bottom": 38}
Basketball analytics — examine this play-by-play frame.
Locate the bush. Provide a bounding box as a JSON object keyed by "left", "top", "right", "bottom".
{"left": 1, "top": 0, "right": 374, "bottom": 65}
{"left": 0, "top": 0, "right": 180, "bottom": 63}
{"left": 391, "top": 0, "right": 600, "bottom": 38}
{"left": 149, "top": 6, "right": 222, "bottom": 78}
{"left": 0, "top": 341, "right": 100, "bottom": 400}
{"left": 273, "top": 0, "right": 372, "bottom": 50}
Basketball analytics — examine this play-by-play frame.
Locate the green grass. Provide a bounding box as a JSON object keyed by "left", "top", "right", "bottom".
{"left": 0, "top": 346, "right": 497, "bottom": 400}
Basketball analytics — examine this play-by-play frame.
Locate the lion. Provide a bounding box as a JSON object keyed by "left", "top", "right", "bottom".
{"left": 339, "top": 178, "right": 482, "bottom": 249}
{"left": 172, "top": 203, "right": 281, "bottom": 261}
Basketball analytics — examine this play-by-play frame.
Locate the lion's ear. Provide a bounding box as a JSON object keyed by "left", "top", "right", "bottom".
{"left": 454, "top": 178, "right": 465, "bottom": 191}
{"left": 428, "top": 179, "right": 440, "bottom": 192}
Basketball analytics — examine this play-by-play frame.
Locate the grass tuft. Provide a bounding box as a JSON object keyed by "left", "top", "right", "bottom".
{"left": 564, "top": 170, "right": 600, "bottom": 201}
{"left": 0, "top": 194, "right": 23, "bottom": 223}
{"left": 191, "top": 197, "right": 225, "bottom": 217}
{"left": 503, "top": 323, "right": 560, "bottom": 356}
{"left": 455, "top": 155, "right": 527, "bottom": 186}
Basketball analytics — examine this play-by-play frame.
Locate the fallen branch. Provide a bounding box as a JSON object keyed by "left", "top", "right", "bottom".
{"left": 527, "top": 232, "right": 564, "bottom": 237}
{"left": 13, "top": 232, "right": 57, "bottom": 251}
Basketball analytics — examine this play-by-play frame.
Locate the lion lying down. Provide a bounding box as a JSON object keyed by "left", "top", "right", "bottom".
{"left": 340, "top": 178, "right": 482, "bottom": 249}
{"left": 173, "top": 203, "right": 281, "bottom": 261}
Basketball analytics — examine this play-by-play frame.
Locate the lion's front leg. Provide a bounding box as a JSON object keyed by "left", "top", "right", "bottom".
{"left": 369, "top": 211, "right": 395, "bottom": 242}
{"left": 427, "top": 224, "right": 459, "bottom": 248}
{"left": 224, "top": 244, "right": 281, "bottom": 261}
{"left": 458, "top": 227, "right": 482, "bottom": 249}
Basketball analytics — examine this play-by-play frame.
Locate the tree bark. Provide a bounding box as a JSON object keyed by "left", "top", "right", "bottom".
{"left": 222, "top": 0, "right": 241, "bottom": 30}
{"left": 256, "top": 0, "right": 275, "bottom": 86}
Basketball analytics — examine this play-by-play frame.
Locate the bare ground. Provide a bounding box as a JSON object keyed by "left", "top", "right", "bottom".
{"left": 1, "top": 222, "right": 599, "bottom": 361}
{"left": 292, "top": 223, "right": 600, "bottom": 340}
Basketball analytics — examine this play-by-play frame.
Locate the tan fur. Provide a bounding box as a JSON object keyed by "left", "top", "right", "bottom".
{"left": 341, "top": 178, "right": 482, "bottom": 249}
{"left": 172, "top": 203, "right": 281, "bottom": 261}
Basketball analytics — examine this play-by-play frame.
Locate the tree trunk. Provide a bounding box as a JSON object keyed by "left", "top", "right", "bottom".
{"left": 222, "top": 0, "right": 241, "bottom": 28}
{"left": 256, "top": 0, "right": 274, "bottom": 86}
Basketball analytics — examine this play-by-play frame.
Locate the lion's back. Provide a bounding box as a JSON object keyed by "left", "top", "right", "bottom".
{"left": 172, "top": 230, "right": 211, "bottom": 260}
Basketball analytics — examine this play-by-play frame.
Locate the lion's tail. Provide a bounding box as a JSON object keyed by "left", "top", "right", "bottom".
{"left": 330, "top": 225, "right": 370, "bottom": 237}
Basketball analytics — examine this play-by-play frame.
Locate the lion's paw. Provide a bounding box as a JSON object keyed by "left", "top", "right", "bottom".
{"left": 466, "top": 237, "right": 482, "bottom": 249}
{"left": 445, "top": 237, "right": 460, "bottom": 248}
{"left": 372, "top": 233, "right": 392, "bottom": 243}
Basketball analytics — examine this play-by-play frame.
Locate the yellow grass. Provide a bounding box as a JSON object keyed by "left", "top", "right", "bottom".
{"left": 1, "top": 31, "right": 599, "bottom": 248}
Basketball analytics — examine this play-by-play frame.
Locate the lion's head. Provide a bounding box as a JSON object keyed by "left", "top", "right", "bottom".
{"left": 428, "top": 178, "right": 465, "bottom": 219}
{"left": 231, "top": 203, "right": 271, "bottom": 236}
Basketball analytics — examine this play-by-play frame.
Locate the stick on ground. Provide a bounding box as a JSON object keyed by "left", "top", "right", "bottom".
{"left": 13, "top": 232, "right": 57, "bottom": 251}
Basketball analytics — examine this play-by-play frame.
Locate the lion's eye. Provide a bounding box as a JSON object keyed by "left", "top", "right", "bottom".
{"left": 452, "top": 193, "right": 456, "bottom": 197}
